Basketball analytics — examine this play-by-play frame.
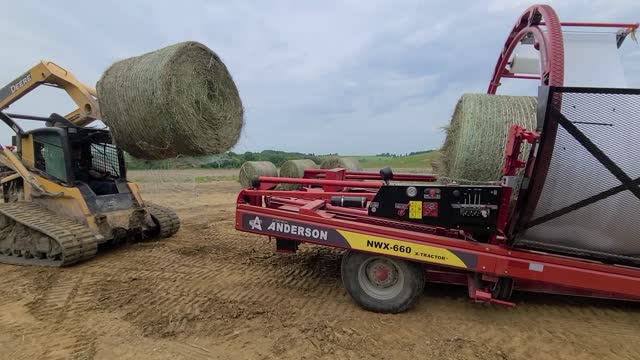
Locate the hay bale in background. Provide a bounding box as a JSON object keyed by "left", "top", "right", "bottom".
{"left": 97, "top": 41, "right": 244, "bottom": 160}
{"left": 320, "top": 157, "right": 362, "bottom": 171}
{"left": 278, "top": 159, "right": 318, "bottom": 190}
{"left": 430, "top": 160, "right": 442, "bottom": 174}
{"left": 441, "top": 94, "right": 536, "bottom": 182}
{"left": 238, "top": 161, "right": 278, "bottom": 188}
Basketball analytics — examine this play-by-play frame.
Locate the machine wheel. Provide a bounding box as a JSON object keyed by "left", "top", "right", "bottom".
{"left": 341, "top": 251, "right": 424, "bottom": 313}
{"left": 490, "top": 277, "right": 514, "bottom": 301}
{"left": 145, "top": 203, "right": 181, "bottom": 239}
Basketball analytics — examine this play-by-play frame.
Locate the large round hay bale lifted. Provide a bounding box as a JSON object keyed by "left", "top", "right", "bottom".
{"left": 97, "top": 41, "right": 244, "bottom": 160}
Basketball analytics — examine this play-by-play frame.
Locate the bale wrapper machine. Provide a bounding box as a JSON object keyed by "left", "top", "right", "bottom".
{"left": 235, "top": 5, "right": 640, "bottom": 313}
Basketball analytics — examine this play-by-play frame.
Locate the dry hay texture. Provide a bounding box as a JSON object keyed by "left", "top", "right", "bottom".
{"left": 238, "top": 161, "right": 278, "bottom": 188}
{"left": 278, "top": 159, "right": 318, "bottom": 190}
{"left": 441, "top": 94, "right": 537, "bottom": 182}
{"left": 97, "top": 41, "right": 244, "bottom": 160}
{"left": 320, "top": 157, "right": 362, "bottom": 171}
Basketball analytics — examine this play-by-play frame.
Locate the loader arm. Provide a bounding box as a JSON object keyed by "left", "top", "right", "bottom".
{"left": 0, "top": 61, "right": 100, "bottom": 126}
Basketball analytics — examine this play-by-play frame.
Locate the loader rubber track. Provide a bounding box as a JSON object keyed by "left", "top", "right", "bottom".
{"left": 146, "top": 203, "right": 180, "bottom": 238}
{"left": 0, "top": 202, "right": 98, "bottom": 267}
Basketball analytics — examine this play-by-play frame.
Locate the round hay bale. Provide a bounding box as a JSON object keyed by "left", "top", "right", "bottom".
{"left": 238, "top": 161, "right": 278, "bottom": 188}
{"left": 278, "top": 159, "right": 318, "bottom": 190}
{"left": 430, "top": 159, "right": 442, "bottom": 174}
{"left": 441, "top": 94, "right": 537, "bottom": 182}
{"left": 320, "top": 157, "right": 362, "bottom": 171}
{"left": 97, "top": 41, "right": 244, "bottom": 160}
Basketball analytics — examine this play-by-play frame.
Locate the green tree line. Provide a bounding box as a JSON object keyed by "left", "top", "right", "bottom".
{"left": 125, "top": 150, "right": 332, "bottom": 170}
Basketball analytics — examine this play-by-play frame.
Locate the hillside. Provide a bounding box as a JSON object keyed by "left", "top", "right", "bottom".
{"left": 353, "top": 151, "right": 440, "bottom": 170}
{"left": 125, "top": 150, "right": 441, "bottom": 171}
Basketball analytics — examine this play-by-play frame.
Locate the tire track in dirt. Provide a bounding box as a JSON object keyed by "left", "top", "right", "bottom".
{"left": 0, "top": 271, "right": 36, "bottom": 306}
{"left": 17, "top": 230, "right": 640, "bottom": 359}
{"left": 414, "top": 288, "right": 640, "bottom": 360}
{"left": 76, "top": 235, "right": 368, "bottom": 342}
{"left": 162, "top": 340, "right": 214, "bottom": 360}
{"left": 506, "top": 301, "right": 640, "bottom": 359}
{"left": 0, "top": 277, "right": 98, "bottom": 360}
{"left": 28, "top": 277, "right": 78, "bottom": 319}
{"left": 30, "top": 275, "right": 99, "bottom": 360}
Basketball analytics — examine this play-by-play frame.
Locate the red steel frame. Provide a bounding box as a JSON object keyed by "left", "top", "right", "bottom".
{"left": 236, "top": 158, "right": 640, "bottom": 303}
{"left": 487, "top": 4, "right": 639, "bottom": 94}
{"left": 234, "top": 5, "right": 640, "bottom": 305}
{"left": 303, "top": 169, "right": 437, "bottom": 182}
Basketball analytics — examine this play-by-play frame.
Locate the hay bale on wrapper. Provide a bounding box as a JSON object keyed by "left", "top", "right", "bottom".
{"left": 278, "top": 159, "right": 319, "bottom": 190}
{"left": 97, "top": 41, "right": 244, "bottom": 160}
{"left": 320, "top": 157, "right": 362, "bottom": 171}
{"left": 238, "top": 161, "right": 278, "bottom": 188}
{"left": 441, "top": 94, "right": 537, "bottom": 182}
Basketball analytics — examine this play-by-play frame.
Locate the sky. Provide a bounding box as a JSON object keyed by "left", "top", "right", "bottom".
{"left": 0, "top": 0, "right": 638, "bottom": 155}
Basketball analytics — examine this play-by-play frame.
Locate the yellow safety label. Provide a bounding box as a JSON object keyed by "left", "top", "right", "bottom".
{"left": 337, "top": 229, "right": 468, "bottom": 268}
{"left": 409, "top": 201, "right": 422, "bottom": 219}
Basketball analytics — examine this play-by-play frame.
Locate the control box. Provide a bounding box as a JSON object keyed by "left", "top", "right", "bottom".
{"left": 368, "top": 185, "right": 502, "bottom": 234}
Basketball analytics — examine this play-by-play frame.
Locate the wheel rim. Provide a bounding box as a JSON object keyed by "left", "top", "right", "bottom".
{"left": 357, "top": 257, "right": 404, "bottom": 300}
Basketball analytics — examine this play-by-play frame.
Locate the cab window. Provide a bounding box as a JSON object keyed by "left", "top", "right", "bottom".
{"left": 33, "top": 133, "right": 68, "bottom": 183}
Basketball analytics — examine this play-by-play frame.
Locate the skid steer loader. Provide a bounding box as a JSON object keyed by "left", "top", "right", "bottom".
{"left": 0, "top": 61, "right": 180, "bottom": 266}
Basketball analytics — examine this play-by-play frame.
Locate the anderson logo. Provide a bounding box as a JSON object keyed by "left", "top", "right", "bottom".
{"left": 267, "top": 220, "right": 328, "bottom": 240}
{"left": 249, "top": 216, "right": 262, "bottom": 230}
{"left": 242, "top": 214, "right": 345, "bottom": 245}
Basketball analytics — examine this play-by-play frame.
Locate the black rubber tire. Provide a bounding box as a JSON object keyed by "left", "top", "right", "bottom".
{"left": 491, "top": 277, "right": 514, "bottom": 301}
{"left": 341, "top": 251, "right": 425, "bottom": 313}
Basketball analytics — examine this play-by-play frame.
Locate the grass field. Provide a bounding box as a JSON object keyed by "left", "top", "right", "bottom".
{"left": 350, "top": 151, "right": 440, "bottom": 170}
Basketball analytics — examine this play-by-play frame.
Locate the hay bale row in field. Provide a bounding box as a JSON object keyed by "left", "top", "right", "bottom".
{"left": 97, "top": 41, "right": 244, "bottom": 160}
{"left": 278, "top": 159, "right": 318, "bottom": 190}
{"left": 441, "top": 94, "right": 537, "bottom": 182}
{"left": 238, "top": 161, "right": 278, "bottom": 188}
{"left": 320, "top": 157, "right": 362, "bottom": 171}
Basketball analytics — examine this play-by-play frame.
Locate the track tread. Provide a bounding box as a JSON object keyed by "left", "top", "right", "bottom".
{"left": 0, "top": 202, "right": 98, "bottom": 267}
{"left": 146, "top": 202, "right": 181, "bottom": 238}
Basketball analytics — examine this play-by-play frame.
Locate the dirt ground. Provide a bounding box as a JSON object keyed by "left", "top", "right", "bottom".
{"left": 0, "top": 169, "right": 639, "bottom": 360}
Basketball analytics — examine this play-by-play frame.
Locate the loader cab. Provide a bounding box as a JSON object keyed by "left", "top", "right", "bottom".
{"left": 27, "top": 127, "right": 74, "bottom": 184}
{"left": 23, "top": 126, "right": 127, "bottom": 196}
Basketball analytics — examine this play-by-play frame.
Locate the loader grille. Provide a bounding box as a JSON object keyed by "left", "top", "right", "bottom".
{"left": 515, "top": 87, "right": 640, "bottom": 265}
{"left": 90, "top": 142, "right": 124, "bottom": 178}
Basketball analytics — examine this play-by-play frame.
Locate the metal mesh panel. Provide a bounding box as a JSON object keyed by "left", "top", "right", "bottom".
{"left": 516, "top": 88, "right": 640, "bottom": 263}
{"left": 90, "top": 143, "right": 122, "bottom": 178}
